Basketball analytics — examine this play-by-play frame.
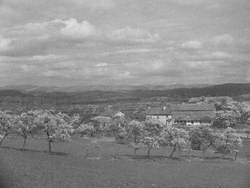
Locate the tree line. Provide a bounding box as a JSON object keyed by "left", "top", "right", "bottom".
{"left": 0, "top": 110, "right": 247, "bottom": 160}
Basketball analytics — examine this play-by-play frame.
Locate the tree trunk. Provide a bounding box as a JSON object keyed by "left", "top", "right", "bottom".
{"left": 22, "top": 136, "right": 27, "bottom": 150}
{"left": 48, "top": 140, "right": 52, "bottom": 153}
{"left": 234, "top": 151, "right": 238, "bottom": 161}
{"left": 46, "top": 131, "right": 52, "bottom": 153}
{"left": 134, "top": 136, "right": 136, "bottom": 144}
{"left": 147, "top": 148, "right": 151, "bottom": 158}
{"left": 134, "top": 148, "right": 137, "bottom": 156}
{"left": 169, "top": 144, "right": 177, "bottom": 158}
{"left": 0, "top": 133, "right": 8, "bottom": 146}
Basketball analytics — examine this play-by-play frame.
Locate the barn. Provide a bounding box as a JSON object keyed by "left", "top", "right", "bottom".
{"left": 146, "top": 103, "right": 216, "bottom": 126}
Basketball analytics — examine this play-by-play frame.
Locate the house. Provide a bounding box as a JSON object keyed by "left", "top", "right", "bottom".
{"left": 172, "top": 104, "right": 216, "bottom": 126}
{"left": 145, "top": 106, "right": 173, "bottom": 125}
{"left": 146, "top": 103, "right": 216, "bottom": 126}
{"left": 90, "top": 116, "right": 112, "bottom": 131}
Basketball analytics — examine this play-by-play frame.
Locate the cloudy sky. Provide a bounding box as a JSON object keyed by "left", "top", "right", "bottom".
{"left": 0, "top": 0, "right": 250, "bottom": 87}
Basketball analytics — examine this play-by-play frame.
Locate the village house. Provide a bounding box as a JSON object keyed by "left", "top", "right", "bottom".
{"left": 146, "top": 103, "right": 216, "bottom": 126}
{"left": 145, "top": 105, "right": 173, "bottom": 125}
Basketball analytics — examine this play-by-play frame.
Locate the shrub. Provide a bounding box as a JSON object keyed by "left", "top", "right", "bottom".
{"left": 214, "top": 127, "right": 242, "bottom": 157}
{"left": 189, "top": 126, "right": 216, "bottom": 151}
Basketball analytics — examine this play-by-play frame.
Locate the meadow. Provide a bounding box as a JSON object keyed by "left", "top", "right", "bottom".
{"left": 0, "top": 136, "right": 249, "bottom": 188}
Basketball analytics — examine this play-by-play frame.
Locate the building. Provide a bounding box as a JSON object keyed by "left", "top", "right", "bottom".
{"left": 145, "top": 106, "right": 173, "bottom": 125}
{"left": 172, "top": 104, "right": 216, "bottom": 126}
{"left": 146, "top": 103, "right": 216, "bottom": 126}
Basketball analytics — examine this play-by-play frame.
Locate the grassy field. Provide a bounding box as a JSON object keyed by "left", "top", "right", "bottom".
{"left": 0, "top": 136, "right": 249, "bottom": 188}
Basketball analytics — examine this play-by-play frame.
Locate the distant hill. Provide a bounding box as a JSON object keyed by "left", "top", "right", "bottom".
{"left": 0, "top": 83, "right": 211, "bottom": 93}
{"left": 0, "top": 90, "right": 30, "bottom": 97}
{"left": 0, "top": 83, "right": 250, "bottom": 109}
{"left": 132, "top": 83, "right": 250, "bottom": 98}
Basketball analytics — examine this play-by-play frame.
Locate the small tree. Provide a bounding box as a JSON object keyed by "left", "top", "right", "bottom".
{"left": 214, "top": 127, "right": 242, "bottom": 160}
{"left": 245, "top": 127, "right": 250, "bottom": 139}
{"left": 141, "top": 119, "right": 163, "bottom": 158}
{"left": 160, "top": 125, "right": 189, "bottom": 158}
{"left": 15, "top": 111, "right": 37, "bottom": 149}
{"left": 110, "top": 113, "right": 129, "bottom": 141}
{"left": 35, "top": 110, "right": 73, "bottom": 153}
{"left": 76, "top": 123, "right": 95, "bottom": 137}
{"left": 141, "top": 136, "right": 160, "bottom": 158}
{"left": 189, "top": 126, "right": 216, "bottom": 151}
{"left": 67, "top": 113, "right": 81, "bottom": 129}
{"left": 128, "top": 120, "right": 144, "bottom": 143}
{"left": 0, "top": 111, "right": 15, "bottom": 146}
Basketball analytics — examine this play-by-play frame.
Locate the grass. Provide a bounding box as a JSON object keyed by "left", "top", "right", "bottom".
{"left": 0, "top": 136, "right": 249, "bottom": 188}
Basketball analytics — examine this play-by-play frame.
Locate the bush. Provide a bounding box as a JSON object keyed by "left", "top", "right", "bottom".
{"left": 214, "top": 128, "right": 242, "bottom": 156}
{"left": 189, "top": 126, "right": 216, "bottom": 151}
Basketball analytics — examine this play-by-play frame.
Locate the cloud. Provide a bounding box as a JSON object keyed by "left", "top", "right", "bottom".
{"left": 7, "top": 18, "right": 96, "bottom": 40}
{"left": 60, "top": 18, "right": 96, "bottom": 39}
{"left": 96, "top": 62, "right": 108, "bottom": 67}
{"left": 32, "top": 54, "right": 64, "bottom": 61}
{"left": 181, "top": 40, "right": 202, "bottom": 49}
{"left": 74, "top": 0, "right": 115, "bottom": 9}
{"left": 0, "top": 35, "right": 11, "bottom": 51}
{"left": 184, "top": 60, "right": 225, "bottom": 68}
{"left": 98, "top": 48, "right": 163, "bottom": 56}
{"left": 1, "top": 18, "right": 161, "bottom": 57}
{"left": 211, "top": 34, "right": 234, "bottom": 45}
{"left": 109, "top": 27, "right": 160, "bottom": 43}
{"left": 0, "top": 18, "right": 98, "bottom": 56}
{"left": 171, "top": 0, "right": 207, "bottom": 5}
{"left": 211, "top": 51, "right": 232, "bottom": 59}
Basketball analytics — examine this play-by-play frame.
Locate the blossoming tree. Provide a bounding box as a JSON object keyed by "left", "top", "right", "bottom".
{"left": 160, "top": 125, "right": 189, "bottom": 158}
{"left": 0, "top": 111, "right": 15, "bottom": 146}
{"left": 214, "top": 127, "right": 242, "bottom": 160}
{"left": 15, "top": 111, "right": 38, "bottom": 149}
{"left": 34, "top": 110, "right": 74, "bottom": 153}
{"left": 142, "top": 119, "right": 163, "bottom": 158}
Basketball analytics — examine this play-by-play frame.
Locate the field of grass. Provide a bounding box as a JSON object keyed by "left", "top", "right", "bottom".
{"left": 0, "top": 136, "right": 249, "bottom": 188}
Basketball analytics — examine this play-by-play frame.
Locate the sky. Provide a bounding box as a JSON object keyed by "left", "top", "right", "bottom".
{"left": 0, "top": 0, "right": 250, "bottom": 87}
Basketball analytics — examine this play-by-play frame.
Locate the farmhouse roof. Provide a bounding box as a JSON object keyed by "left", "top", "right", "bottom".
{"left": 91, "top": 116, "right": 112, "bottom": 123}
{"left": 173, "top": 103, "right": 215, "bottom": 111}
{"left": 172, "top": 111, "right": 216, "bottom": 121}
{"left": 146, "top": 106, "right": 172, "bottom": 115}
{"left": 146, "top": 103, "right": 215, "bottom": 116}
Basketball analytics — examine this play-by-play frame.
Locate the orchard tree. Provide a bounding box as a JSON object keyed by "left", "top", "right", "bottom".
{"left": 141, "top": 136, "right": 160, "bottom": 158}
{"left": 230, "top": 102, "right": 250, "bottom": 124}
{"left": 76, "top": 123, "right": 95, "bottom": 137}
{"left": 142, "top": 119, "right": 163, "bottom": 158}
{"left": 245, "top": 127, "right": 250, "bottom": 139}
{"left": 111, "top": 113, "right": 128, "bottom": 139}
{"left": 214, "top": 101, "right": 250, "bottom": 128}
{"left": 127, "top": 120, "right": 144, "bottom": 155}
{"left": 160, "top": 125, "right": 189, "bottom": 158}
{"left": 189, "top": 126, "right": 216, "bottom": 151}
{"left": 213, "top": 110, "right": 238, "bottom": 128}
{"left": 35, "top": 110, "right": 73, "bottom": 153}
{"left": 64, "top": 113, "right": 81, "bottom": 129}
{"left": 15, "top": 111, "right": 37, "bottom": 149}
{"left": 128, "top": 120, "right": 144, "bottom": 143}
{"left": 214, "top": 127, "right": 242, "bottom": 160}
{"left": 0, "top": 111, "right": 15, "bottom": 146}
